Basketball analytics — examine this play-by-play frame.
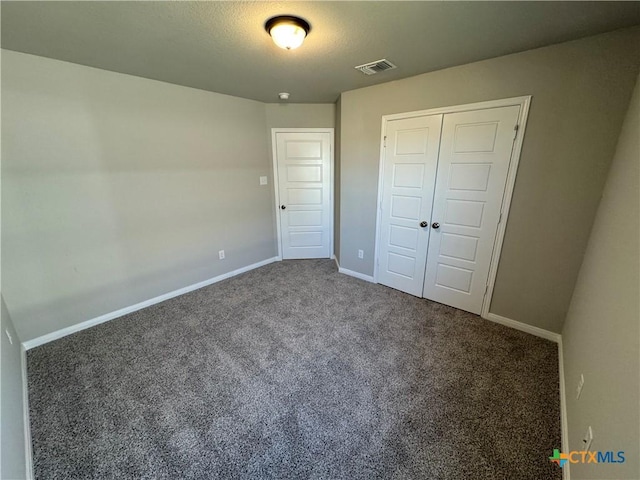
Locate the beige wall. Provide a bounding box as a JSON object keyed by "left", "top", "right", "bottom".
{"left": 339, "top": 27, "right": 640, "bottom": 332}
{"left": 2, "top": 51, "right": 276, "bottom": 341}
{"left": 265, "top": 103, "right": 336, "bottom": 131}
{"left": 1, "top": 297, "right": 27, "bottom": 479}
{"left": 561, "top": 74, "right": 639, "bottom": 480}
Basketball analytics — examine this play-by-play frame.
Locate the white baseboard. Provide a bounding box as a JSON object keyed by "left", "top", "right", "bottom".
{"left": 338, "top": 267, "right": 375, "bottom": 283}
{"left": 22, "top": 257, "right": 279, "bottom": 350}
{"left": 483, "top": 312, "right": 561, "bottom": 343}
{"left": 21, "top": 345, "right": 34, "bottom": 480}
{"left": 558, "top": 337, "right": 570, "bottom": 480}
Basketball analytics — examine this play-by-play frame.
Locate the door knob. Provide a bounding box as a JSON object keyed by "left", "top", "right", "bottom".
{"left": 420, "top": 221, "right": 428, "bottom": 228}
{"left": 281, "top": 205, "right": 286, "bottom": 210}
{"left": 431, "top": 222, "right": 440, "bottom": 229}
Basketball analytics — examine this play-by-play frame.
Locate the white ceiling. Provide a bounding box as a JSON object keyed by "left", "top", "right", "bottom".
{"left": 2, "top": 1, "right": 640, "bottom": 103}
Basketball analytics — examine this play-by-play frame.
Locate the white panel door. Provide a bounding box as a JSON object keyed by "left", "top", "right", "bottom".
{"left": 276, "top": 132, "right": 331, "bottom": 259}
{"left": 422, "top": 106, "right": 520, "bottom": 313}
{"left": 377, "top": 115, "right": 443, "bottom": 296}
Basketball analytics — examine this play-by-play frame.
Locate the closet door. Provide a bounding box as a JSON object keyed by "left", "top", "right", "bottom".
{"left": 377, "top": 115, "right": 443, "bottom": 296}
{"left": 422, "top": 106, "right": 520, "bottom": 314}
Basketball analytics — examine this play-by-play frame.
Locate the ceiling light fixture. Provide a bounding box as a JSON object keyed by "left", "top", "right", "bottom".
{"left": 265, "top": 16, "right": 310, "bottom": 50}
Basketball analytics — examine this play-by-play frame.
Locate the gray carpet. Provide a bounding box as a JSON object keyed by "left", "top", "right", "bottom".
{"left": 27, "top": 259, "right": 562, "bottom": 479}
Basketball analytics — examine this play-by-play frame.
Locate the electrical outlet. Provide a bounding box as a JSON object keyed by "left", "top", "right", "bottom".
{"left": 259, "top": 176, "right": 268, "bottom": 185}
{"left": 218, "top": 250, "right": 225, "bottom": 260}
{"left": 583, "top": 426, "right": 593, "bottom": 451}
{"left": 358, "top": 249, "right": 364, "bottom": 259}
{"left": 5, "top": 329, "right": 13, "bottom": 345}
{"left": 576, "top": 373, "right": 585, "bottom": 399}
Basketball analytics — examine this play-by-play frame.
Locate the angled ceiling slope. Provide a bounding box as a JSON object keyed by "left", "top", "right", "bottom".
{"left": 2, "top": 1, "right": 640, "bottom": 103}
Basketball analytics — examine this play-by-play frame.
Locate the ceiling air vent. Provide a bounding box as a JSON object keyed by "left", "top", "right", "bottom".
{"left": 355, "top": 59, "right": 397, "bottom": 75}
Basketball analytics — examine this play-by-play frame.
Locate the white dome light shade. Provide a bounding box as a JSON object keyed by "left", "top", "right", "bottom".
{"left": 265, "top": 16, "right": 310, "bottom": 50}
{"left": 270, "top": 23, "right": 306, "bottom": 50}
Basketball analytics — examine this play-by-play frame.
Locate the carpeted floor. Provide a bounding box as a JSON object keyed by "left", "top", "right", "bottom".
{"left": 27, "top": 259, "right": 562, "bottom": 479}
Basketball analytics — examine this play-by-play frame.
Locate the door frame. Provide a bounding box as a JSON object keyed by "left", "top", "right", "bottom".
{"left": 373, "top": 96, "right": 531, "bottom": 318}
{"left": 271, "top": 128, "right": 335, "bottom": 260}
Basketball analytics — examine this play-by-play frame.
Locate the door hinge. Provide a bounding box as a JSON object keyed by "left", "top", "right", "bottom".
{"left": 498, "top": 212, "right": 503, "bottom": 224}
{"left": 383, "top": 135, "right": 387, "bottom": 148}
{"left": 514, "top": 124, "right": 519, "bottom": 139}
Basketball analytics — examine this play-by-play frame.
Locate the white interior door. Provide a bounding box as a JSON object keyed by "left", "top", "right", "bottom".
{"left": 377, "top": 115, "right": 443, "bottom": 296}
{"left": 422, "top": 106, "right": 520, "bottom": 314}
{"left": 275, "top": 131, "right": 332, "bottom": 259}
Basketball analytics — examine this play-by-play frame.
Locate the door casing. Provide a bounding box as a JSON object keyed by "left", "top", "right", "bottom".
{"left": 271, "top": 128, "right": 334, "bottom": 260}
{"left": 374, "top": 96, "right": 531, "bottom": 318}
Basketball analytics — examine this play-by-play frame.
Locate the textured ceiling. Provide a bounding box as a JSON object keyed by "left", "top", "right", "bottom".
{"left": 2, "top": 1, "right": 640, "bottom": 103}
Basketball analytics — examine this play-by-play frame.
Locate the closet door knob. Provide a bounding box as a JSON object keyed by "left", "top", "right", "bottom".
{"left": 419, "top": 221, "right": 428, "bottom": 228}
{"left": 281, "top": 205, "right": 286, "bottom": 210}
{"left": 431, "top": 222, "right": 440, "bottom": 229}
